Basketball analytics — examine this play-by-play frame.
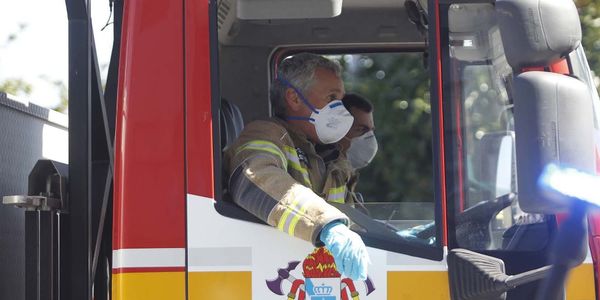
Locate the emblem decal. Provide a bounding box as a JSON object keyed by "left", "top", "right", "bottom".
{"left": 266, "top": 247, "right": 376, "bottom": 300}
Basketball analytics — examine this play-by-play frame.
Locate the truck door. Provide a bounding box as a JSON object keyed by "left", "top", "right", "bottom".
{"left": 185, "top": 2, "right": 450, "bottom": 300}
{"left": 438, "top": 1, "right": 597, "bottom": 299}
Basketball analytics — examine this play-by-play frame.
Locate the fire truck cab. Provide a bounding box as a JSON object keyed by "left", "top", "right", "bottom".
{"left": 4, "top": 0, "right": 600, "bottom": 299}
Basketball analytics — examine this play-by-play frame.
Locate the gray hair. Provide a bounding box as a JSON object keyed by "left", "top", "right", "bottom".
{"left": 270, "top": 53, "right": 342, "bottom": 118}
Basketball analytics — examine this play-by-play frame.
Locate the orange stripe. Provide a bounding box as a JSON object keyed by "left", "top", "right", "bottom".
{"left": 388, "top": 271, "right": 449, "bottom": 299}
{"left": 386, "top": 264, "right": 595, "bottom": 300}
{"left": 112, "top": 271, "right": 185, "bottom": 300}
{"left": 188, "top": 271, "right": 252, "bottom": 300}
{"left": 565, "top": 263, "right": 596, "bottom": 299}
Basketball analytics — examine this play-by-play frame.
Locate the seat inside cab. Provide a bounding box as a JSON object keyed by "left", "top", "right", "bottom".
{"left": 215, "top": 0, "right": 443, "bottom": 255}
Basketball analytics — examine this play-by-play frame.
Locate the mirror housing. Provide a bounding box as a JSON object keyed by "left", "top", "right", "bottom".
{"left": 513, "top": 72, "right": 594, "bottom": 214}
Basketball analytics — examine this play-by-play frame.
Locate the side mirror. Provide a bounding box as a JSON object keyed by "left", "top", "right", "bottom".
{"left": 513, "top": 72, "right": 595, "bottom": 214}
{"left": 495, "top": 0, "right": 590, "bottom": 214}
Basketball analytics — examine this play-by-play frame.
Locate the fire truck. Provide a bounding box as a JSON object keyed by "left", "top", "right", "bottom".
{"left": 3, "top": 0, "right": 600, "bottom": 299}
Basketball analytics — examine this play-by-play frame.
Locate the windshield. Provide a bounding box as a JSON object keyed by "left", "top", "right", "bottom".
{"left": 571, "top": 47, "right": 600, "bottom": 180}
{"left": 445, "top": 3, "right": 549, "bottom": 251}
{"left": 321, "top": 52, "right": 439, "bottom": 255}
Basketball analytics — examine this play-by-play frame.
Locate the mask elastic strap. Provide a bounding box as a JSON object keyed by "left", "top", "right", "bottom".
{"left": 328, "top": 101, "right": 344, "bottom": 109}
{"left": 276, "top": 76, "right": 319, "bottom": 114}
{"left": 287, "top": 116, "right": 315, "bottom": 122}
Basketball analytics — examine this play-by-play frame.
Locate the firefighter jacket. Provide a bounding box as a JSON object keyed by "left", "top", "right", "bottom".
{"left": 315, "top": 143, "right": 359, "bottom": 204}
{"left": 224, "top": 117, "right": 354, "bottom": 245}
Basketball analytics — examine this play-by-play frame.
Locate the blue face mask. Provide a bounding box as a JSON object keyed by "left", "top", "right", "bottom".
{"left": 278, "top": 77, "right": 354, "bottom": 144}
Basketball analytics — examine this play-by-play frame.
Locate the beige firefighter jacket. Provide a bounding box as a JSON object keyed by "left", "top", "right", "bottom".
{"left": 224, "top": 117, "right": 354, "bottom": 245}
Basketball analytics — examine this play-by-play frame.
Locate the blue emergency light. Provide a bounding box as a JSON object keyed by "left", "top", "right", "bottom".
{"left": 538, "top": 163, "right": 600, "bottom": 208}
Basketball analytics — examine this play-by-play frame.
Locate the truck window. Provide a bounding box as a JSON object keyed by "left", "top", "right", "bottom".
{"left": 320, "top": 51, "right": 439, "bottom": 256}
{"left": 570, "top": 46, "right": 600, "bottom": 135}
{"left": 218, "top": 49, "right": 441, "bottom": 259}
{"left": 445, "top": 3, "right": 551, "bottom": 251}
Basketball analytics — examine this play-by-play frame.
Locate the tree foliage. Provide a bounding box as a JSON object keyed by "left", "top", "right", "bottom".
{"left": 0, "top": 23, "right": 67, "bottom": 111}
{"left": 577, "top": 0, "right": 600, "bottom": 90}
{"left": 0, "top": 24, "right": 33, "bottom": 97}
{"left": 0, "top": 78, "right": 32, "bottom": 96}
{"left": 333, "top": 53, "right": 433, "bottom": 203}
{"left": 39, "top": 75, "right": 68, "bottom": 113}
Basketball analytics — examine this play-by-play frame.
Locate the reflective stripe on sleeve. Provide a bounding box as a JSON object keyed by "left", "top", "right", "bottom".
{"left": 236, "top": 140, "right": 288, "bottom": 169}
{"left": 276, "top": 196, "right": 311, "bottom": 237}
{"left": 283, "top": 146, "right": 312, "bottom": 188}
{"left": 287, "top": 200, "right": 311, "bottom": 237}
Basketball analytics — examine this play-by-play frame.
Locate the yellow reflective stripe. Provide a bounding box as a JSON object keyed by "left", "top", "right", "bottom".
{"left": 282, "top": 146, "right": 301, "bottom": 163}
{"left": 277, "top": 198, "right": 301, "bottom": 232}
{"left": 327, "top": 186, "right": 346, "bottom": 203}
{"left": 237, "top": 140, "right": 287, "bottom": 168}
{"left": 289, "top": 161, "right": 311, "bottom": 187}
{"left": 241, "top": 146, "right": 287, "bottom": 167}
{"left": 329, "top": 186, "right": 346, "bottom": 195}
{"left": 277, "top": 196, "right": 313, "bottom": 237}
{"left": 328, "top": 197, "right": 345, "bottom": 204}
{"left": 287, "top": 200, "right": 310, "bottom": 237}
{"left": 282, "top": 146, "right": 312, "bottom": 187}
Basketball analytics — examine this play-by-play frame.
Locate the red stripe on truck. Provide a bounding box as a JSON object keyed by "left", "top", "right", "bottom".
{"left": 113, "top": 0, "right": 186, "bottom": 250}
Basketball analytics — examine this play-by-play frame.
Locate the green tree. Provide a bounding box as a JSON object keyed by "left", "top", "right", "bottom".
{"left": 0, "top": 23, "right": 67, "bottom": 111}
{"left": 0, "top": 78, "right": 32, "bottom": 96}
{"left": 39, "top": 75, "right": 68, "bottom": 113}
{"left": 333, "top": 53, "right": 433, "bottom": 204}
{"left": 0, "top": 24, "right": 33, "bottom": 97}
{"left": 577, "top": 0, "right": 600, "bottom": 91}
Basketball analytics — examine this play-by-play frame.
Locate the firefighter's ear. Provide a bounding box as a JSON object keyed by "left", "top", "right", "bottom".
{"left": 285, "top": 88, "right": 303, "bottom": 112}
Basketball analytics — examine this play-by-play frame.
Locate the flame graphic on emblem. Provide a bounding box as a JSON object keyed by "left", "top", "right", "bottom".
{"left": 302, "top": 247, "right": 341, "bottom": 278}
{"left": 316, "top": 263, "right": 337, "bottom": 273}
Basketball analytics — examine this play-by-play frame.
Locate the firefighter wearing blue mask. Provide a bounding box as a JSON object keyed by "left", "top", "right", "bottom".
{"left": 224, "top": 53, "right": 370, "bottom": 281}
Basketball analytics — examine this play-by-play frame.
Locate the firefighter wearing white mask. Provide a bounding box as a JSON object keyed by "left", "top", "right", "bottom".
{"left": 339, "top": 93, "right": 378, "bottom": 170}
{"left": 225, "top": 53, "right": 370, "bottom": 281}
{"left": 323, "top": 93, "right": 378, "bottom": 203}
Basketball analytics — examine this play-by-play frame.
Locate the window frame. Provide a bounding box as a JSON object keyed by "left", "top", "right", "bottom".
{"left": 264, "top": 46, "right": 444, "bottom": 260}
{"left": 438, "top": 0, "right": 557, "bottom": 257}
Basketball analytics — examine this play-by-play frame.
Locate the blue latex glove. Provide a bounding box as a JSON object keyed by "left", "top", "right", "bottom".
{"left": 320, "top": 221, "right": 370, "bottom": 280}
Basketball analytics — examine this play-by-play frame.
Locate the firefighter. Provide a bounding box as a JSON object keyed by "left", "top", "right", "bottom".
{"left": 225, "top": 53, "right": 369, "bottom": 281}
{"left": 339, "top": 93, "right": 377, "bottom": 191}
{"left": 339, "top": 94, "right": 377, "bottom": 170}
{"left": 315, "top": 93, "right": 377, "bottom": 212}
{"left": 316, "top": 93, "right": 377, "bottom": 185}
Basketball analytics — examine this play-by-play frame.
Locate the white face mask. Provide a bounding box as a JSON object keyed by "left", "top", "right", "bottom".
{"left": 310, "top": 100, "right": 354, "bottom": 144}
{"left": 347, "top": 131, "right": 378, "bottom": 169}
{"left": 280, "top": 77, "right": 354, "bottom": 144}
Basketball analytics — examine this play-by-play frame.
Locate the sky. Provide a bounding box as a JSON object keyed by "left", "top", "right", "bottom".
{"left": 0, "top": 0, "right": 113, "bottom": 109}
